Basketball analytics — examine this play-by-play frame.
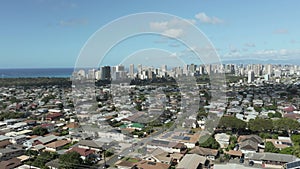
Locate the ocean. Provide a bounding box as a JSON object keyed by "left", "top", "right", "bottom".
{"left": 0, "top": 68, "right": 74, "bottom": 78}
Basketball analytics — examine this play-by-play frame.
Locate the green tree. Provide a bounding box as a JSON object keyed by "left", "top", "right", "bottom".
{"left": 59, "top": 152, "right": 83, "bottom": 169}
{"left": 280, "top": 147, "right": 294, "bottom": 155}
{"left": 218, "top": 116, "right": 247, "bottom": 131}
{"left": 105, "top": 150, "right": 114, "bottom": 157}
{"left": 32, "top": 127, "right": 48, "bottom": 136}
{"left": 280, "top": 145, "right": 300, "bottom": 158}
{"left": 199, "top": 135, "right": 220, "bottom": 149}
{"left": 0, "top": 112, "right": 25, "bottom": 121}
{"left": 248, "top": 118, "right": 273, "bottom": 132}
{"left": 264, "top": 141, "right": 279, "bottom": 153}
{"left": 268, "top": 112, "right": 282, "bottom": 118}
{"left": 273, "top": 118, "right": 300, "bottom": 132}
{"left": 291, "top": 134, "right": 300, "bottom": 146}
{"left": 227, "top": 136, "right": 237, "bottom": 150}
{"left": 254, "top": 106, "right": 262, "bottom": 113}
{"left": 31, "top": 152, "right": 57, "bottom": 168}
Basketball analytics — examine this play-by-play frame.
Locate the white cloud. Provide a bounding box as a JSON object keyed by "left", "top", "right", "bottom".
{"left": 163, "top": 29, "right": 183, "bottom": 38}
{"left": 150, "top": 18, "right": 195, "bottom": 30}
{"left": 195, "top": 12, "right": 223, "bottom": 24}
{"left": 150, "top": 21, "right": 168, "bottom": 31}
{"left": 150, "top": 18, "right": 194, "bottom": 39}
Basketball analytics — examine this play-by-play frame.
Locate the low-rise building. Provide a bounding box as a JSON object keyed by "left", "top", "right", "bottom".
{"left": 176, "top": 154, "right": 210, "bottom": 169}
{"left": 214, "top": 133, "right": 230, "bottom": 148}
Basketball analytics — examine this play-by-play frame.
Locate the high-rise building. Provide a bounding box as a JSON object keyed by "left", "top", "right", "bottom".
{"left": 274, "top": 69, "right": 281, "bottom": 77}
{"left": 95, "top": 70, "right": 101, "bottom": 80}
{"left": 137, "top": 64, "right": 142, "bottom": 74}
{"left": 161, "top": 64, "right": 167, "bottom": 72}
{"left": 100, "top": 66, "right": 111, "bottom": 80}
{"left": 116, "top": 65, "right": 125, "bottom": 72}
{"left": 129, "top": 64, "right": 134, "bottom": 78}
{"left": 88, "top": 69, "right": 95, "bottom": 79}
{"left": 248, "top": 70, "right": 255, "bottom": 83}
{"left": 267, "top": 64, "right": 273, "bottom": 77}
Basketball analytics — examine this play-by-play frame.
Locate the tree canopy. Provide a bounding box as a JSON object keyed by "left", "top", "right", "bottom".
{"left": 264, "top": 141, "right": 279, "bottom": 153}
{"left": 32, "top": 126, "right": 48, "bottom": 136}
{"left": 273, "top": 118, "right": 300, "bottom": 131}
{"left": 30, "top": 152, "right": 57, "bottom": 168}
{"left": 59, "top": 152, "right": 83, "bottom": 169}
{"left": 199, "top": 135, "right": 220, "bottom": 149}
{"left": 218, "top": 116, "right": 247, "bottom": 131}
{"left": 248, "top": 118, "right": 273, "bottom": 132}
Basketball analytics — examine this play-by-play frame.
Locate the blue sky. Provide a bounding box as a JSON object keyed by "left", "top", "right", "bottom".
{"left": 1, "top": 0, "right": 300, "bottom": 68}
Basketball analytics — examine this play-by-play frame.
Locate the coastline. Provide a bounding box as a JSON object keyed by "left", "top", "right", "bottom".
{"left": 0, "top": 68, "right": 73, "bottom": 79}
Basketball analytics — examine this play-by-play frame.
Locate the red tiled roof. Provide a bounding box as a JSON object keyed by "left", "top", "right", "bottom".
{"left": 225, "top": 150, "right": 243, "bottom": 157}
{"left": 284, "top": 106, "right": 296, "bottom": 112}
{"left": 284, "top": 113, "right": 300, "bottom": 119}
{"left": 67, "top": 146, "right": 95, "bottom": 157}
{"left": 46, "top": 112, "right": 63, "bottom": 119}
{"left": 45, "top": 140, "right": 70, "bottom": 149}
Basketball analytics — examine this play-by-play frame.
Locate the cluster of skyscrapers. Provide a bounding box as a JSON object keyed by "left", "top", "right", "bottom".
{"left": 73, "top": 64, "right": 300, "bottom": 82}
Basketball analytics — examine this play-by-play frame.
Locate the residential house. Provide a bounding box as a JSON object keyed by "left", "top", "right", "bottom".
{"left": 23, "top": 136, "right": 43, "bottom": 149}
{"left": 40, "top": 123, "right": 55, "bottom": 132}
{"left": 147, "top": 139, "right": 186, "bottom": 153}
{"left": 284, "top": 113, "right": 300, "bottom": 120}
{"left": 63, "top": 122, "right": 79, "bottom": 134}
{"left": 46, "top": 112, "right": 63, "bottom": 121}
{"left": 77, "top": 139, "right": 104, "bottom": 152}
{"left": 0, "top": 135, "right": 12, "bottom": 148}
{"left": 224, "top": 150, "right": 243, "bottom": 159}
{"left": 144, "top": 148, "right": 184, "bottom": 165}
{"left": 67, "top": 146, "right": 96, "bottom": 160}
{"left": 33, "top": 135, "right": 58, "bottom": 146}
{"left": 31, "top": 144, "right": 46, "bottom": 152}
{"left": 133, "top": 160, "right": 170, "bottom": 169}
{"left": 189, "top": 147, "right": 218, "bottom": 161}
{"left": 0, "top": 157, "right": 22, "bottom": 169}
{"left": 266, "top": 137, "right": 293, "bottom": 150}
{"left": 44, "top": 140, "right": 70, "bottom": 152}
{"left": 245, "top": 152, "right": 298, "bottom": 168}
{"left": 8, "top": 122, "right": 28, "bottom": 131}
{"left": 238, "top": 135, "right": 263, "bottom": 154}
{"left": 159, "top": 131, "right": 200, "bottom": 149}
{"left": 239, "top": 140, "right": 259, "bottom": 154}
{"left": 0, "top": 146, "right": 25, "bottom": 161}
{"left": 10, "top": 135, "right": 27, "bottom": 145}
{"left": 214, "top": 133, "right": 230, "bottom": 148}
{"left": 46, "top": 159, "right": 60, "bottom": 169}
{"left": 176, "top": 154, "right": 210, "bottom": 169}
{"left": 115, "top": 160, "right": 136, "bottom": 169}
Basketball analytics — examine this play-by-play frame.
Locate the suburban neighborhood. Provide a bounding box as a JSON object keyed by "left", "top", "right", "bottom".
{"left": 0, "top": 63, "right": 300, "bottom": 169}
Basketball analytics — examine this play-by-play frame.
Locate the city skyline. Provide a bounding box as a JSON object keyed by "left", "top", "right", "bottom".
{"left": 1, "top": 1, "right": 300, "bottom": 68}
{"left": 73, "top": 63, "right": 300, "bottom": 83}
